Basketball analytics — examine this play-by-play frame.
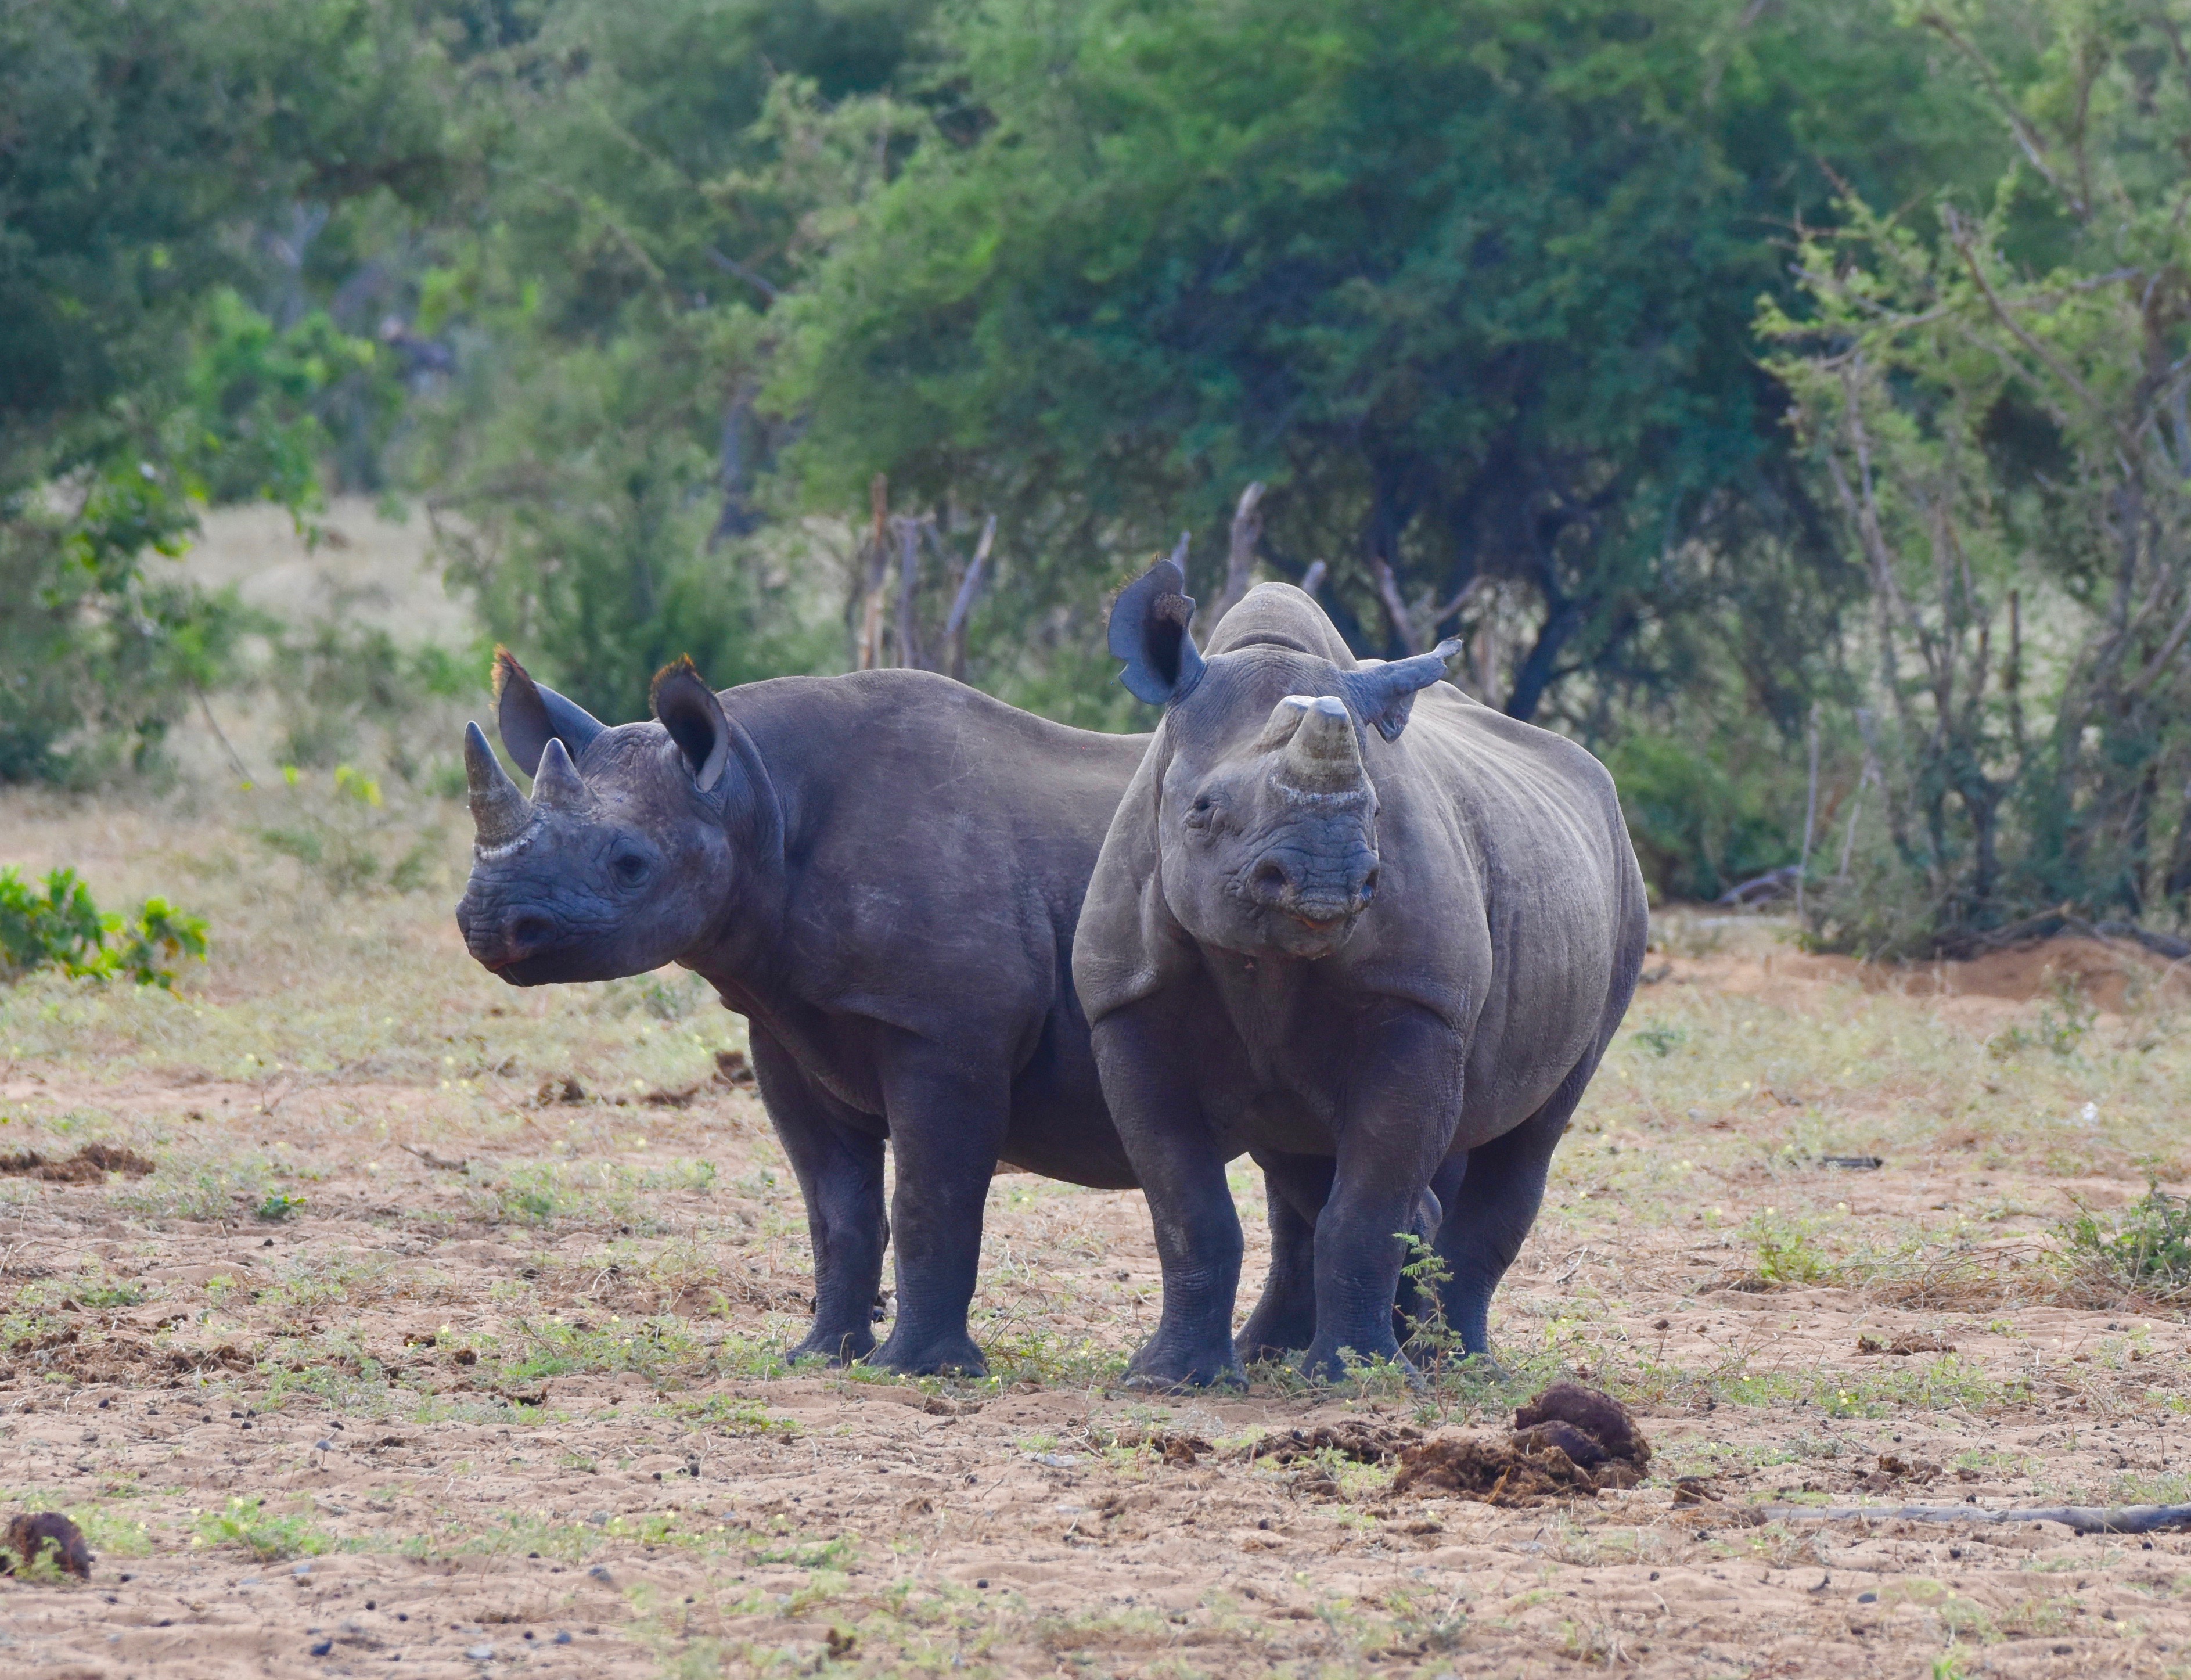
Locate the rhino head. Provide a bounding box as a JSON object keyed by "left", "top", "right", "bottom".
{"left": 1109, "top": 560, "right": 1458, "bottom": 959}
{"left": 454, "top": 650, "right": 747, "bottom": 985}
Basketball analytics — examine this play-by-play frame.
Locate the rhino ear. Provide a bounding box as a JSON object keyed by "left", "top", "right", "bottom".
{"left": 1108, "top": 557, "right": 1206, "bottom": 706}
{"left": 1341, "top": 637, "right": 1463, "bottom": 742}
{"left": 494, "top": 647, "right": 607, "bottom": 775}
{"left": 650, "top": 657, "right": 730, "bottom": 790}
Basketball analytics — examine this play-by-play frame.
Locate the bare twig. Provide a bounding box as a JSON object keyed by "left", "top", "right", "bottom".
{"left": 1367, "top": 553, "right": 1420, "bottom": 654}
{"left": 857, "top": 476, "right": 888, "bottom": 671}
{"left": 1763, "top": 1501, "right": 2191, "bottom": 1536}
{"left": 1207, "top": 481, "right": 1266, "bottom": 631}
{"left": 400, "top": 1144, "right": 469, "bottom": 1173}
{"left": 189, "top": 680, "right": 254, "bottom": 783}
{"left": 1299, "top": 560, "right": 1327, "bottom": 597}
{"left": 944, "top": 516, "right": 996, "bottom": 683}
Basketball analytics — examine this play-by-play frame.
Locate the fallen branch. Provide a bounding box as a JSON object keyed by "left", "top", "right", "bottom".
{"left": 400, "top": 1144, "right": 469, "bottom": 1172}
{"left": 1760, "top": 1501, "right": 2191, "bottom": 1535}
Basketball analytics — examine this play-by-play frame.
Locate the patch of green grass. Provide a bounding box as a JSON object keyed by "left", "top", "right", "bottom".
{"left": 112, "top": 1152, "right": 277, "bottom": 1222}
{"left": 195, "top": 1496, "right": 334, "bottom": 1562}
{"left": 2061, "top": 1182, "right": 2191, "bottom": 1302}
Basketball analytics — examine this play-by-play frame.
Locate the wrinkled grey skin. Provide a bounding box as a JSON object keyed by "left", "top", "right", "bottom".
{"left": 453, "top": 650, "right": 1340, "bottom": 1377}
{"left": 1074, "top": 569, "right": 1648, "bottom": 1387}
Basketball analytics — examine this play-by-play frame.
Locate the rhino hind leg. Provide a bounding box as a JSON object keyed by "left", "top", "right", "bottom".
{"left": 1235, "top": 1153, "right": 1331, "bottom": 1364}
{"left": 750, "top": 1028, "right": 889, "bottom": 1367}
{"left": 1436, "top": 1057, "right": 1597, "bottom": 1359}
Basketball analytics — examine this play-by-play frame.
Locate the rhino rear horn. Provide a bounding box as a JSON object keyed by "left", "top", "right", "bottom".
{"left": 494, "top": 647, "right": 607, "bottom": 775}
{"left": 464, "top": 721, "right": 533, "bottom": 848}
{"left": 533, "top": 736, "right": 591, "bottom": 812}
{"left": 1342, "top": 637, "right": 1463, "bottom": 742}
{"left": 1280, "top": 696, "right": 1367, "bottom": 794}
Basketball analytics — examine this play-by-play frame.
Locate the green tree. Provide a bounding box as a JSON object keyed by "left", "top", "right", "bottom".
{"left": 768, "top": 0, "right": 1998, "bottom": 726}
{"left": 0, "top": 0, "right": 471, "bottom": 780}
{"left": 1765, "top": 0, "right": 2191, "bottom": 949}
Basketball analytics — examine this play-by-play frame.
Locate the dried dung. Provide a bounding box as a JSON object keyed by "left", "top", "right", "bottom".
{"left": 3, "top": 1512, "right": 91, "bottom": 1578}
{"left": 1856, "top": 1333, "right": 1956, "bottom": 1355}
{"left": 1392, "top": 1382, "right": 1653, "bottom": 1505}
{"left": 1392, "top": 1433, "right": 1600, "bottom": 1504}
{"left": 0, "top": 1143, "right": 155, "bottom": 1183}
{"left": 1103, "top": 1427, "right": 1212, "bottom": 1465}
{"left": 1245, "top": 1419, "right": 1422, "bottom": 1466}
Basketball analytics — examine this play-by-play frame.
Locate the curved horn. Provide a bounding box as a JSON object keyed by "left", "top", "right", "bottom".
{"left": 465, "top": 721, "right": 532, "bottom": 847}
{"left": 533, "top": 736, "right": 591, "bottom": 812}
{"left": 1280, "top": 696, "right": 1366, "bottom": 794}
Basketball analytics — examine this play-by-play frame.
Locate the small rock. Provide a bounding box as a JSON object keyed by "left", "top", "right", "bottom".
{"left": 587, "top": 1564, "right": 613, "bottom": 1582}
{"left": 466, "top": 1643, "right": 495, "bottom": 1660}
{"left": 554, "top": 1631, "right": 573, "bottom": 1645}
{"left": 309, "top": 1639, "right": 333, "bottom": 1656}
{"left": 314, "top": 1439, "right": 334, "bottom": 1451}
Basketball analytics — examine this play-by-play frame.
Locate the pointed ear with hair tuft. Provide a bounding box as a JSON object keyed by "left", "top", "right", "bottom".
{"left": 1107, "top": 559, "right": 1207, "bottom": 706}
{"left": 650, "top": 657, "right": 731, "bottom": 790}
{"left": 1341, "top": 637, "right": 1463, "bottom": 742}
{"left": 495, "top": 649, "right": 608, "bottom": 775}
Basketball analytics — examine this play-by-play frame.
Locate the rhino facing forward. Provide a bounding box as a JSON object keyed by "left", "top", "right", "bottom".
{"left": 1074, "top": 566, "right": 1647, "bottom": 1387}
{"left": 455, "top": 651, "right": 1148, "bottom": 1375}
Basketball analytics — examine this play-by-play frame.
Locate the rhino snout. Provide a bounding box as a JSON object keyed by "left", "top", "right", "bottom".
{"left": 458, "top": 898, "right": 559, "bottom": 971}
{"left": 1243, "top": 848, "right": 1379, "bottom": 928}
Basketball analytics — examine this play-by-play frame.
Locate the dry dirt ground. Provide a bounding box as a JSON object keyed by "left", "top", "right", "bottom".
{"left": 2, "top": 650, "right": 2190, "bottom": 1676}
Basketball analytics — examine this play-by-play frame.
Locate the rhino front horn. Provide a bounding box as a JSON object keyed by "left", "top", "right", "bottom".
{"left": 533, "top": 736, "right": 591, "bottom": 812}
{"left": 1280, "top": 696, "right": 1367, "bottom": 794}
{"left": 465, "top": 721, "right": 533, "bottom": 848}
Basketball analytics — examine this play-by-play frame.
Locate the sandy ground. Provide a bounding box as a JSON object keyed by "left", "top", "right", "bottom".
{"left": 0, "top": 904, "right": 2185, "bottom": 1678}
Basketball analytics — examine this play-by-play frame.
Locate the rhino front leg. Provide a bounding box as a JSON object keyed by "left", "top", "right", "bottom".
{"left": 750, "top": 1026, "right": 887, "bottom": 1366}
{"left": 1300, "top": 1005, "right": 1462, "bottom": 1386}
{"left": 1093, "top": 999, "right": 1246, "bottom": 1390}
{"left": 1436, "top": 1056, "right": 1593, "bottom": 1358}
{"left": 1235, "top": 1152, "right": 1330, "bottom": 1364}
{"left": 869, "top": 1047, "right": 1010, "bottom": 1377}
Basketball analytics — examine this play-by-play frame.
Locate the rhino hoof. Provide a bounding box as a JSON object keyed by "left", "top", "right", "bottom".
{"left": 870, "top": 1332, "right": 988, "bottom": 1379}
{"left": 1123, "top": 1343, "right": 1247, "bottom": 1392}
{"left": 789, "top": 1328, "right": 877, "bottom": 1367}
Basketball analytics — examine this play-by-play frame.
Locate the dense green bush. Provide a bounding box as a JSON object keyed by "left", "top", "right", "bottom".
{"left": 0, "top": 868, "right": 208, "bottom": 988}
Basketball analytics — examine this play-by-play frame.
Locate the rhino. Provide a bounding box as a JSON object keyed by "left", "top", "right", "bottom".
{"left": 1073, "top": 564, "right": 1648, "bottom": 1387}
{"left": 452, "top": 649, "right": 1353, "bottom": 1376}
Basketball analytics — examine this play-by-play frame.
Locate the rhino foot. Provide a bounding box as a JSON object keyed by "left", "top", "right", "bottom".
{"left": 789, "top": 1326, "right": 877, "bottom": 1367}
{"left": 1123, "top": 1337, "right": 1247, "bottom": 1393}
{"left": 869, "top": 1328, "right": 988, "bottom": 1378}
{"left": 1297, "top": 1337, "right": 1423, "bottom": 1391}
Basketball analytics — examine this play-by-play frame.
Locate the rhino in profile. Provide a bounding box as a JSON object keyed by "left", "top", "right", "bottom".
{"left": 1073, "top": 564, "right": 1648, "bottom": 1387}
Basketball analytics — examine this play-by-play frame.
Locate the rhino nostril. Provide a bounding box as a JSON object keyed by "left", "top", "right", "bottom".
{"left": 1359, "top": 865, "right": 1380, "bottom": 904}
{"left": 1251, "top": 861, "right": 1289, "bottom": 900}
{"left": 505, "top": 914, "right": 555, "bottom": 955}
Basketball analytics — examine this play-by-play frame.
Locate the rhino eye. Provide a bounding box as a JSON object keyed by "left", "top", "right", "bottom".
{"left": 1183, "top": 796, "right": 1215, "bottom": 832}
{"left": 611, "top": 852, "right": 650, "bottom": 887}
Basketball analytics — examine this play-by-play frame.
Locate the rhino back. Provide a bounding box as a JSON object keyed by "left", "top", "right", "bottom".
{"left": 726, "top": 670, "right": 1149, "bottom": 1060}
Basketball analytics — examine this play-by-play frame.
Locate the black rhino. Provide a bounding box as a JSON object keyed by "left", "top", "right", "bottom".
{"left": 1073, "top": 564, "right": 1648, "bottom": 1387}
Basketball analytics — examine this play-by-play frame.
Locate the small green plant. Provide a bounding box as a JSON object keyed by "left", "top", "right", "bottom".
{"left": 2062, "top": 1182, "right": 2191, "bottom": 1300}
{"left": 1988, "top": 976, "right": 2096, "bottom": 1060}
{"left": 1393, "top": 1231, "right": 1459, "bottom": 1368}
{"left": 196, "top": 1496, "right": 333, "bottom": 1562}
{"left": 254, "top": 764, "right": 441, "bottom": 896}
{"left": 0, "top": 867, "right": 208, "bottom": 987}
{"left": 1746, "top": 1214, "right": 1836, "bottom": 1287}
{"left": 256, "top": 1190, "right": 307, "bottom": 1222}
{"left": 1630, "top": 1021, "right": 1688, "bottom": 1058}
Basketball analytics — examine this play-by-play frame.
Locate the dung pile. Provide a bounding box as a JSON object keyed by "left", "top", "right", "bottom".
{"left": 0, "top": 1143, "right": 154, "bottom": 1183}
{"left": 1393, "top": 1382, "right": 1652, "bottom": 1506}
